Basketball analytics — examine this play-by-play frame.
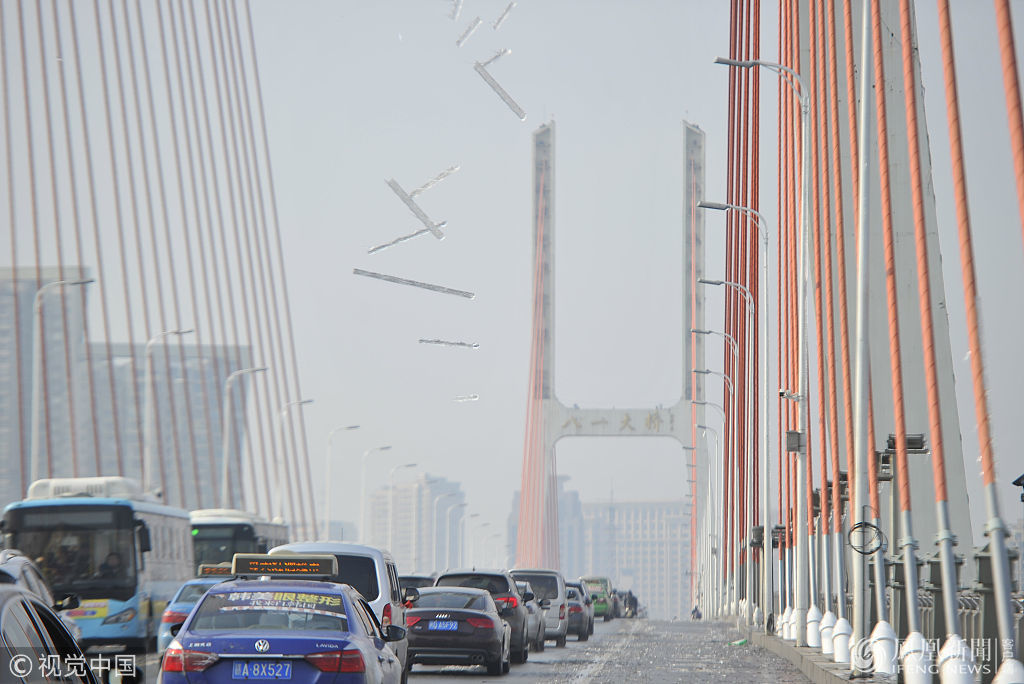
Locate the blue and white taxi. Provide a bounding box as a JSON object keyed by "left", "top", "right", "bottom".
{"left": 160, "top": 554, "right": 406, "bottom": 684}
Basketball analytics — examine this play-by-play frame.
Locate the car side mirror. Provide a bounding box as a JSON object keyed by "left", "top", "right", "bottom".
{"left": 523, "top": 591, "right": 534, "bottom": 603}
{"left": 53, "top": 594, "right": 79, "bottom": 611}
{"left": 402, "top": 587, "right": 419, "bottom": 603}
{"left": 135, "top": 520, "right": 152, "bottom": 553}
{"left": 383, "top": 625, "right": 406, "bottom": 642}
{"left": 169, "top": 623, "right": 184, "bottom": 637}
{"left": 591, "top": 594, "right": 599, "bottom": 601}
{"left": 539, "top": 599, "right": 551, "bottom": 609}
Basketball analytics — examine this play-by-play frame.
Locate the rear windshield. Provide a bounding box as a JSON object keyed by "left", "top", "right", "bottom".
{"left": 511, "top": 573, "right": 558, "bottom": 600}
{"left": 582, "top": 578, "right": 609, "bottom": 595}
{"left": 399, "top": 576, "right": 435, "bottom": 590}
{"left": 414, "top": 591, "right": 491, "bottom": 611}
{"left": 436, "top": 574, "right": 510, "bottom": 595}
{"left": 333, "top": 555, "right": 379, "bottom": 601}
{"left": 190, "top": 590, "right": 348, "bottom": 632}
{"left": 176, "top": 583, "right": 214, "bottom": 604}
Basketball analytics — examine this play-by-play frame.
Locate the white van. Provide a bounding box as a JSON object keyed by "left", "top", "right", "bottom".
{"left": 270, "top": 542, "right": 416, "bottom": 681}
{"left": 511, "top": 568, "right": 569, "bottom": 647}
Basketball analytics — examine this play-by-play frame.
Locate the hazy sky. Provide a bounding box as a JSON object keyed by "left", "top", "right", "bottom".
{"left": 4, "top": 0, "right": 1020, "bottom": 552}
{"left": 248, "top": 0, "right": 1024, "bottom": 546}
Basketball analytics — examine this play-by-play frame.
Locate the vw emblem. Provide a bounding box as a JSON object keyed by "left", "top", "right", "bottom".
{"left": 254, "top": 640, "right": 270, "bottom": 653}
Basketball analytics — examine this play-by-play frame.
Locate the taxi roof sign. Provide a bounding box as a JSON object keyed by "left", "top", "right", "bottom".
{"left": 197, "top": 563, "right": 232, "bottom": 577}
{"left": 230, "top": 553, "right": 338, "bottom": 578}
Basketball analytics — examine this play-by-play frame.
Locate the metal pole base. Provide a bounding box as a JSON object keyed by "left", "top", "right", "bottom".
{"left": 806, "top": 604, "right": 822, "bottom": 648}
{"left": 899, "top": 631, "right": 932, "bottom": 684}
{"left": 832, "top": 617, "right": 852, "bottom": 663}
{"left": 936, "top": 635, "right": 976, "bottom": 684}
{"left": 991, "top": 659, "right": 1024, "bottom": 684}
{"left": 870, "top": 620, "right": 898, "bottom": 674}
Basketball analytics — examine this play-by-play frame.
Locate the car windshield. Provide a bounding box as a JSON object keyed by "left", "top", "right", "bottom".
{"left": 413, "top": 591, "right": 490, "bottom": 611}
{"left": 176, "top": 583, "right": 215, "bottom": 604}
{"left": 512, "top": 573, "right": 558, "bottom": 600}
{"left": 190, "top": 589, "right": 348, "bottom": 632}
{"left": 436, "top": 574, "right": 510, "bottom": 595}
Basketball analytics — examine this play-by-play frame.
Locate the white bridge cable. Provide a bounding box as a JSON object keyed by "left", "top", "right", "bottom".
{"left": 367, "top": 227, "right": 434, "bottom": 255}
{"left": 473, "top": 61, "right": 526, "bottom": 121}
{"left": 455, "top": 16, "right": 481, "bottom": 48}
{"left": 450, "top": 0, "right": 463, "bottom": 21}
{"left": 480, "top": 48, "right": 511, "bottom": 69}
{"left": 419, "top": 338, "right": 480, "bottom": 349}
{"left": 409, "top": 165, "right": 460, "bottom": 197}
{"left": 493, "top": 2, "right": 516, "bottom": 30}
{"left": 453, "top": 394, "right": 480, "bottom": 402}
{"left": 353, "top": 268, "right": 475, "bottom": 299}
{"left": 386, "top": 177, "right": 446, "bottom": 239}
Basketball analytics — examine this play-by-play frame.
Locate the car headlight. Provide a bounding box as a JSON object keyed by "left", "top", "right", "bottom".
{"left": 102, "top": 608, "right": 137, "bottom": 625}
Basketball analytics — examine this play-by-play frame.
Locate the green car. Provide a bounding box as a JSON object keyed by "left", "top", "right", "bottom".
{"left": 581, "top": 576, "right": 613, "bottom": 621}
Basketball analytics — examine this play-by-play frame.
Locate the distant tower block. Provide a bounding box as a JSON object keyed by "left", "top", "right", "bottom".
{"left": 515, "top": 122, "right": 707, "bottom": 570}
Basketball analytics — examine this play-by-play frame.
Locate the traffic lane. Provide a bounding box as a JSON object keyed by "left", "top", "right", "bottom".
{"left": 409, "top": 618, "right": 810, "bottom": 683}
{"left": 409, "top": 618, "right": 635, "bottom": 682}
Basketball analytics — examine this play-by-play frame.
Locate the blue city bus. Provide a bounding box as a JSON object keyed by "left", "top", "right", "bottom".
{"left": 1, "top": 476, "right": 193, "bottom": 655}
{"left": 189, "top": 509, "right": 289, "bottom": 574}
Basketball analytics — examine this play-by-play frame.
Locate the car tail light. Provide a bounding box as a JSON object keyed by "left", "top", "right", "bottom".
{"left": 161, "top": 611, "right": 189, "bottom": 624}
{"left": 496, "top": 596, "right": 518, "bottom": 609}
{"left": 466, "top": 617, "right": 493, "bottom": 629}
{"left": 305, "top": 650, "right": 365, "bottom": 673}
{"left": 559, "top": 604, "right": 566, "bottom": 620}
{"left": 406, "top": 616, "right": 421, "bottom": 627}
{"left": 162, "top": 643, "right": 219, "bottom": 672}
{"left": 382, "top": 602, "right": 393, "bottom": 627}
{"left": 569, "top": 605, "right": 583, "bottom": 614}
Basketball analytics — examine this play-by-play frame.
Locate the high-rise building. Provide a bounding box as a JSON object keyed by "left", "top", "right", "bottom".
{"left": 582, "top": 500, "right": 689, "bottom": 621}
{"left": 0, "top": 266, "right": 257, "bottom": 513}
{"left": 89, "top": 342, "right": 253, "bottom": 512}
{"left": 507, "top": 477, "right": 585, "bottom": 577}
{"left": 0, "top": 266, "right": 91, "bottom": 508}
{"left": 368, "top": 474, "right": 466, "bottom": 573}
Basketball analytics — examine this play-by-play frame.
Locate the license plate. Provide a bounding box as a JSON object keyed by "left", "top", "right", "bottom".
{"left": 428, "top": 620, "right": 459, "bottom": 631}
{"left": 232, "top": 661, "right": 292, "bottom": 679}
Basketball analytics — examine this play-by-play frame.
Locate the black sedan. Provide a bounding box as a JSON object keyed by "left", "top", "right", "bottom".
{"left": 406, "top": 587, "right": 511, "bottom": 676}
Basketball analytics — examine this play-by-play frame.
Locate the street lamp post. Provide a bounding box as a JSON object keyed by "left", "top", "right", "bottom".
{"left": 698, "top": 424, "right": 722, "bottom": 617}
{"left": 143, "top": 329, "right": 194, "bottom": 495}
{"left": 699, "top": 277, "right": 755, "bottom": 625}
{"left": 700, "top": 200, "right": 774, "bottom": 630}
{"left": 219, "top": 367, "right": 268, "bottom": 509}
{"left": 359, "top": 446, "right": 393, "bottom": 543}
{"left": 716, "top": 55, "right": 810, "bottom": 645}
{"left": 388, "top": 463, "right": 418, "bottom": 552}
{"left": 277, "top": 399, "right": 314, "bottom": 528}
{"left": 30, "top": 278, "right": 95, "bottom": 483}
{"left": 432, "top": 493, "right": 459, "bottom": 570}
{"left": 324, "top": 424, "right": 360, "bottom": 539}
{"left": 446, "top": 502, "right": 468, "bottom": 569}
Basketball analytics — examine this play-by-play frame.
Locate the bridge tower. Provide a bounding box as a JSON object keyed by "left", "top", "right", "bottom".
{"left": 516, "top": 122, "right": 708, "bottom": 578}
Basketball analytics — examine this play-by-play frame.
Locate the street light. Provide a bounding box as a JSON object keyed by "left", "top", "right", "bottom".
{"left": 699, "top": 199, "right": 774, "bottom": 630}
{"left": 323, "top": 424, "right": 360, "bottom": 539}
{"left": 359, "top": 445, "right": 392, "bottom": 543}
{"left": 30, "top": 278, "right": 95, "bottom": 483}
{"left": 716, "top": 54, "right": 811, "bottom": 645}
{"left": 693, "top": 369, "right": 734, "bottom": 395}
{"left": 432, "top": 493, "right": 459, "bottom": 570}
{"left": 388, "top": 463, "right": 418, "bottom": 552}
{"left": 691, "top": 328, "right": 738, "bottom": 360}
{"left": 445, "top": 503, "right": 469, "bottom": 570}
{"left": 218, "top": 368, "right": 268, "bottom": 509}
{"left": 276, "top": 399, "right": 313, "bottom": 525}
{"left": 143, "top": 328, "right": 194, "bottom": 495}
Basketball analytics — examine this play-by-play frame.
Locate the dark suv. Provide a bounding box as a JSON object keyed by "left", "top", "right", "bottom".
{"left": 434, "top": 569, "right": 531, "bottom": 664}
{"left": 0, "top": 583, "right": 99, "bottom": 683}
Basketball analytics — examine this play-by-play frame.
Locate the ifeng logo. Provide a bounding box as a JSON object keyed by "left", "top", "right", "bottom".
{"left": 254, "top": 640, "right": 270, "bottom": 653}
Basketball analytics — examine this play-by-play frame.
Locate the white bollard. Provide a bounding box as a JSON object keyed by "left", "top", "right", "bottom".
{"left": 991, "top": 658, "right": 1024, "bottom": 684}
{"left": 937, "top": 634, "right": 976, "bottom": 684}
{"left": 806, "top": 604, "right": 822, "bottom": 648}
{"left": 832, "top": 617, "right": 852, "bottom": 663}
{"left": 819, "top": 611, "right": 836, "bottom": 655}
{"left": 870, "top": 620, "right": 898, "bottom": 675}
{"left": 782, "top": 606, "right": 795, "bottom": 640}
{"left": 900, "top": 630, "right": 931, "bottom": 684}
{"left": 780, "top": 606, "right": 794, "bottom": 639}
{"left": 753, "top": 605, "right": 764, "bottom": 626}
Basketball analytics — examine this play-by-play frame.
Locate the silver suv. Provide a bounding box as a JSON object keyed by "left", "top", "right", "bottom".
{"left": 270, "top": 541, "right": 416, "bottom": 682}
{"left": 510, "top": 568, "right": 569, "bottom": 647}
